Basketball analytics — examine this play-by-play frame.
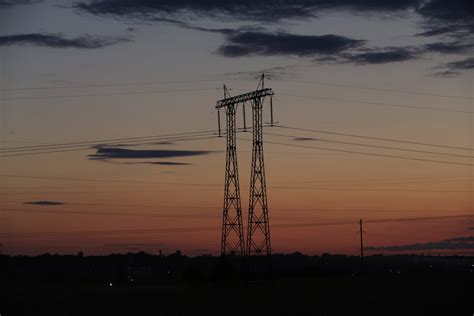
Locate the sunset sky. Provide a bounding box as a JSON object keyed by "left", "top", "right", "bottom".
{"left": 0, "top": 0, "right": 473, "bottom": 256}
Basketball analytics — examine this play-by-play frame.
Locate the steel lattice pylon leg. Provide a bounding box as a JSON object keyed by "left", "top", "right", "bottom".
{"left": 246, "top": 96, "right": 271, "bottom": 257}
{"left": 221, "top": 103, "right": 245, "bottom": 256}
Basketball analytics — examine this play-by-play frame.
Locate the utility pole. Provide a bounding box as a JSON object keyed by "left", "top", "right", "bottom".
{"left": 269, "top": 97, "right": 274, "bottom": 126}
{"left": 359, "top": 219, "right": 365, "bottom": 274}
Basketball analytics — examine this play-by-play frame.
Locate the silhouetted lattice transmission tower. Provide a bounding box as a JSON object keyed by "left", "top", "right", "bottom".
{"left": 216, "top": 75, "right": 274, "bottom": 258}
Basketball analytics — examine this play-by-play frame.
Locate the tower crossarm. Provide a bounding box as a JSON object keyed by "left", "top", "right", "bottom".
{"left": 216, "top": 88, "right": 274, "bottom": 109}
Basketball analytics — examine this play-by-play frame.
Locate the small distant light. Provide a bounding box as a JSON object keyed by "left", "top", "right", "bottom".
{"left": 109, "top": 283, "right": 113, "bottom": 287}
{"left": 131, "top": 278, "right": 134, "bottom": 282}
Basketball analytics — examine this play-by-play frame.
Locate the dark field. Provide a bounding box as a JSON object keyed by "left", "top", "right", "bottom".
{"left": 2, "top": 254, "right": 473, "bottom": 316}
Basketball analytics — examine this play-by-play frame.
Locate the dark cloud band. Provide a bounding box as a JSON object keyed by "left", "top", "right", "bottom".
{"left": 72, "top": 0, "right": 474, "bottom": 75}
{"left": 0, "top": 33, "right": 129, "bottom": 49}
{"left": 89, "top": 147, "right": 212, "bottom": 159}
{"left": 0, "top": 0, "right": 41, "bottom": 7}
{"left": 75, "top": 0, "right": 420, "bottom": 21}
{"left": 344, "top": 47, "right": 420, "bottom": 64}
{"left": 24, "top": 201, "right": 64, "bottom": 206}
{"left": 424, "top": 41, "right": 474, "bottom": 54}
{"left": 98, "top": 160, "right": 192, "bottom": 166}
{"left": 218, "top": 32, "right": 364, "bottom": 57}
{"left": 444, "top": 57, "right": 474, "bottom": 70}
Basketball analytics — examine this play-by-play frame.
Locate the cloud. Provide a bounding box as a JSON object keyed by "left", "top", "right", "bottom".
{"left": 367, "top": 235, "right": 474, "bottom": 251}
{"left": 344, "top": 47, "right": 419, "bottom": 64}
{"left": 150, "top": 161, "right": 191, "bottom": 166}
{"left": 153, "top": 141, "right": 175, "bottom": 145}
{"left": 417, "top": 0, "right": 474, "bottom": 23}
{"left": 423, "top": 41, "right": 474, "bottom": 54}
{"left": 75, "top": 0, "right": 420, "bottom": 22}
{"left": 217, "top": 32, "right": 364, "bottom": 57}
{"left": 416, "top": 0, "right": 474, "bottom": 60}
{"left": 24, "top": 200, "right": 64, "bottom": 206}
{"left": 0, "top": 33, "right": 130, "bottom": 49}
{"left": 72, "top": 0, "right": 473, "bottom": 75}
{"left": 434, "top": 70, "right": 461, "bottom": 77}
{"left": 293, "top": 137, "right": 318, "bottom": 141}
{"left": 435, "top": 57, "right": 474, "bottom": 76}
{"left": 0, "top": 0, "right": 41, "bottom": 7}
{"left": 74, "top": 0, "right": 313, "bottom": 21}
{"left": 90, "top": 140, "right": 177, "bottom": 148}
{"left": 98, "top": 160, "right": 192, "bottom": 166}
{"left": 89, "top": 147, "right": 212, "bottom": 160}
{"left": 415, "top": 24, "right": 474, "bottom": 38}
{"left": 91, "top": 143, "right": 137, "bottom": 149}
{"left": 443, "top": 57, "right": 474, "bottom": 70}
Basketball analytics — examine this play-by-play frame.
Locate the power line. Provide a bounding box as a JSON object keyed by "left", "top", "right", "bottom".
{"left": 274, "top": 79, "right": 473, "bottom": 100}
{"left": 0, "top": 227, "right": 220, "bottom": 238}
{"left": 1, "top": 175, "right": 472, "bottom": 193}
{"left": 0, "top": 130, "right": 215, "bottom": 152}
{"left": 0, "top": 207, "right": 359, "bottom": 222}
{"left": 1, "top": 214, "right": 470, "bottom": 238}
{"left": 1, "top": 88, "right": 219, "bottom": 101}
{"left": 7, "top": 201, "right": 218, "bottom": 209}
{"left": 276, "top": 125, "right": 474, "bottom": 152}
{"left": 3, "top": 85, "right": 469, "bottom": 116}
{"left": 0, "top": 135, "right": 217, "bottom": 158}
{"left": 264, "top": 214, "right": 473, "bottom": 229}
{"left": 3, "top": 77, "right": 469, "bottom": 101}
{"left": 2, "top": 200, "right": 471, "bottom": 213}
{"left": 9, "top": 171, "right": 473, "bottom": 185}
{"left": 0, "top": 189, "right": 217, "bottom": 195}
{"left": 283, "top": 176, "right": 471, "bottom": 187}
{"left": 3, "top": 124, "right": 471, "bottom": 162}
{"left": 3, "top": 124, "right": 470, "bottom": 159}
{"left": 0, "top": 174, "right": 468, "bottom": 190}
{"left": 278, "top": 93, "right": 473, "bottom": 114}
{"left": 270, "top": 186, "right": 474, "bottom": 193}
{"left": 1, "top": 208, "right": 220, "bottom": 219}
{"left": 0, "top": 78, "right": 248, "bottom": 92}
{"left": 365, "top": 214, "right": 473, "bottom": 224}
{"left": 8, "top": 88, "right": 464, "bottom": 114}
{"left": 0, "top": 174, "right": 222, "bottom": 187}
{"left": 1, "top": 187, "right": 472, "bottom": 194}
{"left": 0, "top": 147, "right": 91, "bottom": 157}
{"left": 264, "top": 131, "right": 474, "bottom": 159}
{"left": 238, "top": 138, "right": 474, "bottom": 167}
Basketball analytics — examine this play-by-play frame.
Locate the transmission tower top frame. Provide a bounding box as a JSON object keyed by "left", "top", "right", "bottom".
{"left": 216, "top": 88, "right": 274, "bottom": 109}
